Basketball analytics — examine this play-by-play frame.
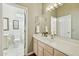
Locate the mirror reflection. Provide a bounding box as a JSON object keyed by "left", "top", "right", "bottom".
{"left": 35, "top": 3, "right": 79, "bottom": 40}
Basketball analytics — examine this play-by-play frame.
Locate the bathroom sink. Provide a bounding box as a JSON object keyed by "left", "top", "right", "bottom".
{"left": 41, "top": 36, "right": 54, "bottom": 42}
{"left": 33, "top": 34, "right": 55, "bottom": 43}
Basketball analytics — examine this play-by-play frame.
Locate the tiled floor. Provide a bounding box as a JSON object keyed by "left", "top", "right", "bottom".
{"left": 3, "top": 41, "right": 24, "bottom": 56}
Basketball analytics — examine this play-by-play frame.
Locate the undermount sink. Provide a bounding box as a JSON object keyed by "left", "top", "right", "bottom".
{"left": 34, "top": 34, "right": 55, "bottom": 42}
{"left": 41, "top": 36, "right": 54, "bottom": 42}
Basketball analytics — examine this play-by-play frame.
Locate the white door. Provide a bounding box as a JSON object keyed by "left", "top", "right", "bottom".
{"left": 51, "top": 16, "right": 56, "bottom": 34}
{"left": 58, "top": 15, "right": 71, "bottom": 38}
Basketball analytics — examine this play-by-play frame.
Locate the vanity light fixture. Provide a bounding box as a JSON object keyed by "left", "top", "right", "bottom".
{"left": 46, "top": 3, "right": 63, "bottom": 11}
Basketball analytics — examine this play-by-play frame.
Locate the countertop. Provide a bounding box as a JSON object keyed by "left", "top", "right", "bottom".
{"left": 33, "top": 34, "right": 79, "bottom": 56}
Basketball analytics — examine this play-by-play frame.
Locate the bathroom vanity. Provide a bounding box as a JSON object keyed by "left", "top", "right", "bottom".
{"left": 33, "top": 34, "right": 79, "bottom": 56}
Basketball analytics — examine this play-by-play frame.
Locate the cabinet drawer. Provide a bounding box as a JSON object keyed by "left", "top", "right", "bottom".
{"left": 44, "top": 44, "right": 53, "bottom": 54}
{"left": 54, "top": 49, "right": 66, "bottom": 56}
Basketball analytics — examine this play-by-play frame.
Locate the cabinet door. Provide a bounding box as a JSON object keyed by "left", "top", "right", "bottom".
{"left": 44, "top": 44, "right": 54, "bottom": 55}
{"left": 38, "top": 45, "right": 43, "bottom": 56}
{"left": 33, "top": 39, "right": 38, "bottom": 55}
{"left": 44, "top": 50, "right": 52, "bottom": 56}
{"left": 54, "top": 49, "right": 66, "bottom": 56}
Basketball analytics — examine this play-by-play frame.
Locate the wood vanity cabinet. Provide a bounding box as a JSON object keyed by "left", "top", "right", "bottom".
{"left": 44, "top": 43, "right": 54, "bottom": 56}
{"left": 38, "top": 41, "right": 54, "bottom": 56}
{"left": 33, "top": 38, "right": 66, "bottom": 56}
{"left": 44, "top": 50, "right": 53, "bottom": 56}
{"left": 38, "top": 45, "right": 44, "bottom": 56}
{"left": 54, "top": 49, "right": 66, "bottom": 56}
{"left": 38, "top": 41, "right": 45, "bottom": 56}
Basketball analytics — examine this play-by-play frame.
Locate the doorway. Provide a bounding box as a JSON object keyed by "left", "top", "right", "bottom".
{"left": 2, "top": 4, "right": 27, "bottom": 56}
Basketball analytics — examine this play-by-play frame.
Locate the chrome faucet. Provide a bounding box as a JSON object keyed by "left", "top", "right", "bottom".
{"left": 42, "top": 32, "right": 48, "bottom": 37}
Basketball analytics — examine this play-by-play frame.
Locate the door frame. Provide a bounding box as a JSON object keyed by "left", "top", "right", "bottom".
{"left": 15, "top": 4, "right": 28, "bottom": 56}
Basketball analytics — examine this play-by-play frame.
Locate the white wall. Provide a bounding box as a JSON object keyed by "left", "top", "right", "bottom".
{"left": 2, "top": 4, "right": 25, "bottom": 49}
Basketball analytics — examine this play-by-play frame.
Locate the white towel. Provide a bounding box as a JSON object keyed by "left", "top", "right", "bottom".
{"left": 45, "top": 26, "right": 48, "bottom": 32}
{"left": 36, "top": 25, "right": 40, "bottom": 33}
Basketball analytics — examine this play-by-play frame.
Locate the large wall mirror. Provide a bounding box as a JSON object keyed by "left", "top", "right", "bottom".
{"left": 35, "top": 15, "right": 48, "bottom": 33}
{"left": 57, "top": 15, "right": 71, "bottom": 38}
{"left": 50, "top": 3, "right": 79, "bottom": 40}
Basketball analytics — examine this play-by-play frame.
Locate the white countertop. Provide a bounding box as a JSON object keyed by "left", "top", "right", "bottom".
{"left": 33, "top": 34, "right": 79, "bottom": 56}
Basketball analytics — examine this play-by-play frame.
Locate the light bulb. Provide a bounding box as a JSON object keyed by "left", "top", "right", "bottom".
{"left": 58, "top": 3, "right": 63, "bottom": 6}
{"left": 58, "top": 3, "right": 62, "bottom": 4}
{"left": 50, "top": 6, "right": 54, "bottom": 10}
{"left": 46, "top": 7, "right": 50, "bottom": 11}
{"left": 53, "top": 3, "right": 58, "bottom": 8}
